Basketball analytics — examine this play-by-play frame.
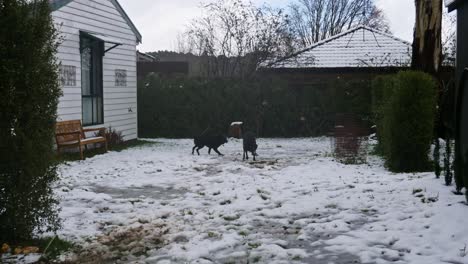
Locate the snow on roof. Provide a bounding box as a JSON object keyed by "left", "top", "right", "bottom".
{"left": 268, "top": 25, "right": 412, "bottom": 69}
{"left": 231, "top": 122, "right": 243, "bottom": 126}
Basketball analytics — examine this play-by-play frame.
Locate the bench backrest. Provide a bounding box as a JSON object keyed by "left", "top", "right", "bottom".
{"left": 55, "top": 120, "right": 85, "bottom": 144}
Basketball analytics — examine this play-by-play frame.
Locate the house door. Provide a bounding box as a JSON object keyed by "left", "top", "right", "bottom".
{"left": 80, "top": 34, "right": 104, "bottom": 126}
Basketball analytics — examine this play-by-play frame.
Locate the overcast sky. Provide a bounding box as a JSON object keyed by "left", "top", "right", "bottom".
{"left": 119, "top": 0, "right": 415, "bottom": 52}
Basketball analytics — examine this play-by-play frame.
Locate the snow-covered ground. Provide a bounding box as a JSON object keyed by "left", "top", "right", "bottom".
{"left": 56, "top": 138, "right": 468, "bottom": 264}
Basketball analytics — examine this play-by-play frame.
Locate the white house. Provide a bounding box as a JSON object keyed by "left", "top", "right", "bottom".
{"left": 49, "top": 0, "right": 142, "bottom": 141}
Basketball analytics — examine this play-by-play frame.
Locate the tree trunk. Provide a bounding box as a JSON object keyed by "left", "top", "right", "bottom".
{"left": 412, "top": 0, "right": 443, "bottom": 75}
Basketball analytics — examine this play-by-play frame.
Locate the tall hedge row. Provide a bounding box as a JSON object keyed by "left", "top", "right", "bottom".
{"left": 371, "top": 75, "right": 396, "bottom": 154}
{"left": 372, "top": 71, "right": 437, "bottom": 172}
{"left": 138, "top": 75, "right": 372, "bottom": 138}
{"left": 0, "top": 0, "right": 61, "bottom": 241}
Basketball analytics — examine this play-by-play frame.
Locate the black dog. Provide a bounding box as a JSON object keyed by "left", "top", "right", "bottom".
{"left": 243, "top": 132, "right": 258, "bottom": 161}
{"left": 192, "top": 135, "right": 228, "bottom": 156}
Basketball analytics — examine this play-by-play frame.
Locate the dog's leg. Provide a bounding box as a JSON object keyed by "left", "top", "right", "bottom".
{"left": 196, "top": 146, "right": 204, "bottom": 155}
{"left": 243, "top": 151, "right": 246, "bottom": 161}
{"left": 208, "top": 148, "right": 212, "bottom": 155}
{"left": 253, "top": 152, "right": 256, "bottom": 161}
{"left": 192, "top": 145, "right": 197, "bottom": 155}
{"left": 213, "top": 148, "right": 223, "bottom": 156}
{"left": 245, "top": 151, "right": 249, "bottom": 160}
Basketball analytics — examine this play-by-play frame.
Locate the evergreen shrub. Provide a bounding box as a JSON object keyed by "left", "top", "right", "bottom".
{"left": 0, "top": 0, "right": 62, "bottom": 241}
{"left": 375, "top": 71, "right": 437, "bottom": 172}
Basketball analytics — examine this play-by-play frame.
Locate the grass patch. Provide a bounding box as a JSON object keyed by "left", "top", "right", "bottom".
{"left": 207, "top": 232, "right": 219, "bottom": 238}
{"left": 223, "top": 215, "right": 240, "bottom": 221}
{"left": 361, "top": 208, "right": 378, "bottom": 214}
{"left": 252, "top": 256, "right": 262, "bottom": 262}
{"left": 55, "top": 140, "right": 157, "bottom": 163}
{"left": 238, "top": 231, "right": 248, "bottom": 236}
{"left": 248, "top": 242, "right": 261, "bottom": 249}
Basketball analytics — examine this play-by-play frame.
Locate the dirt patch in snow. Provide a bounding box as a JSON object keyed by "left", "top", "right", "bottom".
{"left": 60, "top": 221, "right": 169, "bottom": 264}
{"left": 92, "top": 185, "right": 188, "bottom": 200}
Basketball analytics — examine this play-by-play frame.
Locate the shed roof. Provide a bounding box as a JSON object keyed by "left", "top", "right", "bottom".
{"left": 49, "top": 0, "right": 142, "bottom": 43}
{"left": 267, "top": 25, "right": 412, "bottom": 69}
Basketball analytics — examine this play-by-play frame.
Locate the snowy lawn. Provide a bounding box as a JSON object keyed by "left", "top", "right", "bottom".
{"left": 56, "top": 138, "right": 468, "bottom": 264}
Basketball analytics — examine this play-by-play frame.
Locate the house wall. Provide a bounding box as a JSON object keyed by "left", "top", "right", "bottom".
{"left": 52, "top": 0, "right": 138, "bottom": 141}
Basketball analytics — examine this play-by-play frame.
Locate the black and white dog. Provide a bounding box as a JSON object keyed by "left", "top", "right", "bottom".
{"left": 192, "top": 135, "right": 228, "bottom": 156}
{"left": 242, "top": 131, "right": 258, "bottom": 161}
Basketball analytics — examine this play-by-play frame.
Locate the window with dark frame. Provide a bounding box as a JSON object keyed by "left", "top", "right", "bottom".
{"left": 80, "top": 34, "right": 104, "bottom": 126}
{"left": 115, "top": 69, "right": 127, "bottom": 86}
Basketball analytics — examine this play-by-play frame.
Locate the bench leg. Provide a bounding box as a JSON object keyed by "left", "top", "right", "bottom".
{"left": 79, "top": 145, "right": 84, "bottom": 160}
{"left": 105, "top": 141, "right": 108, "bottom": 152}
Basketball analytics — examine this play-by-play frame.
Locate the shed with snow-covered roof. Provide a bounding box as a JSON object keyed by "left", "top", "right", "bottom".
{"left": 258, "top": 25, "right": 414, "bottom": 107}
{"left": 266, "top": 25, "right": 412, "bottom": 70}
{"left": 257, "top": 26, "right": 414, "bottom": 135}
{"left": 49, "top": 0, "right": 141, "bottom": 141}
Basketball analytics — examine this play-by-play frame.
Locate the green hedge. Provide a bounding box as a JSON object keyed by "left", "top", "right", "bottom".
{"left": 0, "top": 0, "right": 61, "bottom": 241}
{"left": 371, "top": 75, "right": 396, "bottom": 154}
{"left": 137, "top": 75, "right": 372, "bottom": 138}
{"left": 372, "top": 71, "right": 437, "bottom": 172}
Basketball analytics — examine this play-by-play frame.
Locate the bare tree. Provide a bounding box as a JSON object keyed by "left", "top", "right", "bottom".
{"left": 288, "top": 0, "right": 390, "bottom": 48}
{"left": 181, "top": 0, "right": 291, "bottom": 78}
{"left": 411, "top": 0, "right": 442, "bottom": 74}
{"left": 442, "top": 10, "right": 456, "bottom": 67}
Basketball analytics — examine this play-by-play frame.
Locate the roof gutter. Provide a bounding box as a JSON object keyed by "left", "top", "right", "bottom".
{"left": 447, "top": 0, "right": 462, "bottom": 12}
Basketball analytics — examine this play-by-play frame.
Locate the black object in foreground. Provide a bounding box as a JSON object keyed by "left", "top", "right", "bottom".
{"left": 243, "top": 132, "right": 258, "bottom": 161}
{"left": 192, "top": 135, "right": 228, "bottom": 156}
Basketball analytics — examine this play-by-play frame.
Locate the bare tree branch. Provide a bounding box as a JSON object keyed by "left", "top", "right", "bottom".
{"left": 288, "top": 0, "right": 390, "bottom": 48}
{"left": 180, "top": 0, "right": 291, "bottom": 78}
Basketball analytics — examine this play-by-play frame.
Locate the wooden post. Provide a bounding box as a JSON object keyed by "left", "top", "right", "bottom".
{"left": 79, "top": 145, "right": 84, "bottom": 160}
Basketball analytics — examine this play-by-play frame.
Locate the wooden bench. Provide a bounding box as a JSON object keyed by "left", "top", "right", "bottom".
{"left": 55, "top": 120, "right": 108, "bottom": 160}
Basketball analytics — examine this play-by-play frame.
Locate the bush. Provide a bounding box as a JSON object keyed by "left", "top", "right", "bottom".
{"left": 0, "top": 0, "right": 61, "bottom": 241}
{"left": 375, "top": 71, "right": 437, "bottom": 172}
{"left": 137, "top": 75, "right": 373, "bottom": 138}
{"left": 96, "top": 126, "right": 124, "bottom": 149}
{"left": 371, "top": 75, "right": 396, "bottom": 154}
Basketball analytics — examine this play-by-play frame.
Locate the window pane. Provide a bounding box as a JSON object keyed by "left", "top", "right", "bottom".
{"left": 81, "top": 45, "right": 92, "bottom": 96}
{"left": 82, "top": 97, "right": 93, "bottom": 125}
{"left": 93, "top": 42, "right": 104, "bottom": 96}
{"left": 93, "top": 97, "right": 103, "bottom": 124}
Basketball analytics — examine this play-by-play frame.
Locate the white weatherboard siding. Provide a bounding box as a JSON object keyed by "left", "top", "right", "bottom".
{"left": 270, "top": 26, "right": 412, "bottom": 69}
{"left": 53, "top": 0, "right": 138, "bottom": 141}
